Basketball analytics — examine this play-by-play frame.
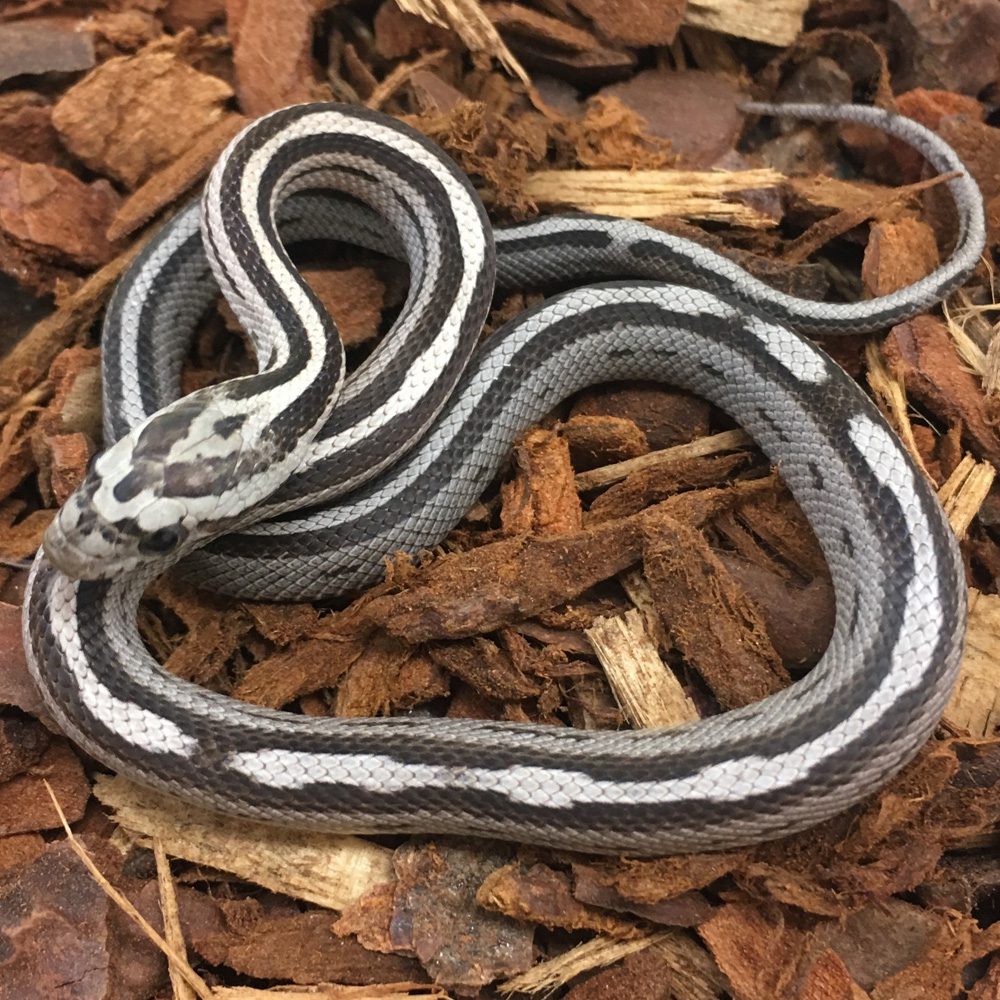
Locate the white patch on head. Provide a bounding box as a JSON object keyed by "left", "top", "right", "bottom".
{"left": 744, "top": 316, "right": 829, "bottom": 383}
{"left": 52, "top": 581, "right": 198, "bottom": 758}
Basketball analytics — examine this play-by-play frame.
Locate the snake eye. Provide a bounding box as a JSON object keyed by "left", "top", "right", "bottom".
{"left": 140, "top": 526, "right": 184, "bottom": 555}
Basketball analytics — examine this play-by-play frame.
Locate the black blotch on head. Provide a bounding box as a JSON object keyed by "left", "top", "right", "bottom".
{"left": 213, "top": 414, "right": 247, "bottom": 440}
{"left": 113, "top": 469, "right": 151, "bottom": 503}
{"left": 102, "top": 516, "right": 140, "bottom": 545}
{"left": 134, "top": 398, "right": 203, "bottom": 463}
{"left": 164, "top": 455, "right": 241, "bottom": 498}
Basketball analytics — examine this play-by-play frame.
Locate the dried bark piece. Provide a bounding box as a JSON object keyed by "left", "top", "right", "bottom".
{"left": 233, "top": 636, "right": 361, "bottom": 708}
{"left": 301, "top": 266, "right": 386, "bottom": 348}
{"left": 886, "top": 0, "right": 1000, "bottom": 95}
{"left": 39, "top": 432, "right": 89, "bottom": 505}
{"left": 585, "top": 609, "right": 698, "bottom": 728}
{"left": 969, "top": 956, "right": 1000, "bottom": 1000}
{"left": 333, "top": 879, "right": 397, "bottom": 954}
{"left": 139, "top": 577, "right": 252, "bottom": 687}
{"left": 643, "top": 517, "right": 790, "bottom": 709}
{"left": 799, "top": 949, "right": 867, "bottom": 1000}
{"left": 163, "top": 0, "right": 227, "bottom": 32}
{"left": 94, "top": 774, "right": 394, "bottom": 910}
{"left": 228, "top": 0, "right": 322, "bottom": 116}
{"left": 936, "top": 114, "right": 1000, "bottom": 210}
{"left": 561, "top": 944, "right": 683, "bottom": 1000}
{"left": 861, "top": 217, "right": 940, "bottom": 298}
{"left": 363, "top": 482, "right": 770, "bottom": 642}
{"left": 568, "top": 0, "right": 683, "bottom": 47}
{"left": 571, "top": 384, "right": 712, "bottom": 453}
{"left": 0, "top": 499, "right": 50, "bottom": 561}
{"left": 391, "top": 840, "right": 534, "bottom": 987}
{"left": 374, "top": 1, "right": 458, "bottom": 58}
{"left": 742, "top": 741, "right": 1000, "bottom": 916}
{"left": 52, "top": 44, "right": 233, "bottom": 188}
{"left": 87, "top": 10, "right": 162, "bottom": 53}
{"left": 575, "top": 852, "right": 744, "bottom": 906}
{"left": 563, "top": 93, "right": 677, "bottom": 169}
{"left": 0, "top": 19, "right": 95, "bottom": 84}
{"left": 406, "top": 66, "right": 465, "bottom": 115}
{"left": 335, "top": 632, "right": 446, "bottom": 716}
{"left": 717, "top": 552, "right": 834, "bottom": 666}
{"left": 244, "top": 601, "right": 321, "bottom": 645}
{"left": 486, "top": 2, "right": 597, "bottom": 51}
{"left": 510, "top": 35, "right": 635, "bottom": 87}
{"left": 0, "top": 393, "right": 41, "bottom": 501}
{"left": 562, "top": 415, "right": 648, "bottom": 471}
{"left": 0, "top": 832, "right": 44, "bottom": 875}
{"left": 0, "top": 740, "right": 89, "bottom": 835}
{"left": 734, "top": 487, "right": 828, "bottom": 580}
{"left": 429, "top": 637, "right": 542, "bottom": 701}
{"left": 868, "top": 905, "right": 997, "bottom": 1000}
{"left": 0, "top": 715, "right": 49, "bottom": 782}
{"left": 477, "top": 862, "right": 640, "bottom": 937}
{"left": 0, "top": 92, "right": 61, "bottom": 166}
{"left": 0, "top": 840, "right": 164, "bottom": 1000}
{"left": 500, "top": 932, "right": 704, "bottom": 997}
{"left": 157, "top": 889, "right": 428, "bottom": 986}
{"left": 809, "top": 898, "right": 954, "bottom": 993}
{"left": 390, "top": 648, "right": 450, "bottom": 709}
{"left": 780, "top": 173, "right": 947, "bottom": 274}
{"left": 587, "top": 452, "right": 750, "bottom": 524}
{"left": 882, "top": 316, "right": 1000, "bottom": 467}
{"left": 500, "top": 427, "right": 582, "bottom": 536}
{"left": 919, "top": 851, "right": 1000, "bottom": 915}
{"left": 31, "top": 344, "right": 101, "bottom": 507}
{"left": 0, "top": 152, "right": 120, "bottom": 268}
{"left": 0, "top": 600, "right": 45, "bottom": 715}
{"left": 599, "top": 68, "right": 743, "bottom": 168}
{"left": 571, "top": 865, "right": 713, "bottom": 927}
{"left": 944, "top": 588, "right": 1000, "bottom": 737}
{"left": 699, "top": 901, "right": 806, "bottom": 1000}
{"left": 108, "top": 113, "right": 248, "bottom": 240}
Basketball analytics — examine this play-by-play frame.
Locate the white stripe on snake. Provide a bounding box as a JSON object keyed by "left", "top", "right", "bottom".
{"left": 23, "top": 102, "right": 983, "bottom": 854}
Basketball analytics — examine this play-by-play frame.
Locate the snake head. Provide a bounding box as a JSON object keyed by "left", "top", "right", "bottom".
{"left": 43, "top": 393, "right": 252, "bottom": 580}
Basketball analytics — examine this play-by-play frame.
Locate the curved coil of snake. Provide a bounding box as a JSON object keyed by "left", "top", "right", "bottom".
{"left": 24, "top": 101, "right": 984, "bottom": 855}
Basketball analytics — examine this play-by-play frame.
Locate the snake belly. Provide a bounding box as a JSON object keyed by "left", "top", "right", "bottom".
{"left": 24, "top": 101, "right": 983, "bottom": 855}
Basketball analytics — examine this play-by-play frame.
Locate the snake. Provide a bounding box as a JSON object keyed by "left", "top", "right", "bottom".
{"left": 22, "top": 101, "right": 984, "bottom": 855}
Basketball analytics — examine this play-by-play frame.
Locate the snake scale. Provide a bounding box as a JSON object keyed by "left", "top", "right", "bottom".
{"left": 23, "top": 101, "right": 984, "bottom": 854}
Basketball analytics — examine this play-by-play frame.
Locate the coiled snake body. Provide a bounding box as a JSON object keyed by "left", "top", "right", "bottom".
{"left": 24, "top": 102, "right": 983, "bottom": 854}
